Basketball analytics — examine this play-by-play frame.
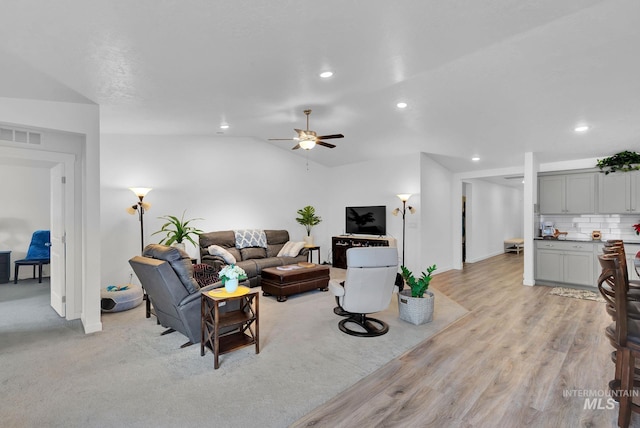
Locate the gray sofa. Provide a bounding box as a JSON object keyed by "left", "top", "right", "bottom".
{"left": 198, "top": 229, "right": 308, "bottom": 287}
{"left": 129, "top": 244, "right": 237, "bottom": 346}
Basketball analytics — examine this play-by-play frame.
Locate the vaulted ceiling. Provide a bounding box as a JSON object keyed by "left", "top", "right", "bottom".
{"left": 0, "top": 0, "right": 638, "bottom": 172}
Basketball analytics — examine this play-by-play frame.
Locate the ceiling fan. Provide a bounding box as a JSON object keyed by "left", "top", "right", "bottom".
{"left": 269, "top": 109, "right": 344, "bottom": 150}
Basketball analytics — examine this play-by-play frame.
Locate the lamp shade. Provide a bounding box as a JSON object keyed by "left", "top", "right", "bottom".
{"left": 129, "top": 187, "right": 152, "bottom": 198}
{"left": 299, "top": 139, "right": 316, "bottom": 150}
{"left": 396, "top": 193, "right": 412, "bottom": 202}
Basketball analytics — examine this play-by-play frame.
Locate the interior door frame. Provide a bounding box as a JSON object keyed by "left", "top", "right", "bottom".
{"left": 0, "top": 145, "right": 76, "bottom": 319}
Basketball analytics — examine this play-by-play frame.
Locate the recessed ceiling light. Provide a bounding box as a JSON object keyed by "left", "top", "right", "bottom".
{"left": 574, "top": 125, "right": 589, "bottom": 133}
{"left": 320, "top": 71, "right": 333, "bottom": 78}
{"left": 220, "top": 124, "right": 229, "bottom": 129}
{"left": 396, "top": 102, "right": 407, "bottom": 109}
{"left": 472, "top": 157, "right": 480, "bottom": 161}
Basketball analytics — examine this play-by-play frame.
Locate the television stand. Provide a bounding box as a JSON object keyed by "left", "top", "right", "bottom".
{"left": 331, "top": 235, "right": 397, "bottom": 269}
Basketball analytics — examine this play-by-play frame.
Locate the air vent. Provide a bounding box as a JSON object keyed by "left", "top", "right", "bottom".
{"left": 0, "top": 126, "right": 42, "bottom": 145}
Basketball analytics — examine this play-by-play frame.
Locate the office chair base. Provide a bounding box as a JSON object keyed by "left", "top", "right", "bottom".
{"left": 338, "top": 314, "right": 389, "bottom": 337}
{"left": 333, "top": 305, "right": 352, "bottom": 317}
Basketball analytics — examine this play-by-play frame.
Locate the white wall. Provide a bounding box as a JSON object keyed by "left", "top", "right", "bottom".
{"left": 327, "top": 153, "right": 421, "bottom": 272}
{"left": 464, "top": 178, "right": 524, "bottom": 263}
{"left": 420, "top": 154, "right": 454, "bottom": 273}
{"left": 0, "top": 164, "right": 51, "bottom": 279}
{"left": 0, "top": 97, "right": 101, "bottom": 333}
{"left": 100, "top": 134, "right": 330, "bottom": 286}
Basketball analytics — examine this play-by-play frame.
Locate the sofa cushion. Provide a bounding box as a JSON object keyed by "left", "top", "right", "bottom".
{"left": 234, "top": 229, "right": 267, "bottom": 249}
{"left": 142, "top": 244, "right": 200, "bottom": 294}
{"left": 208, "top": 245, "right": 237, "bottom": 264}
{"left": 236, "top": 259, "right": 258, "bottom": 279}
{"left": 265, "top": 229, "right": 290, "bottom": 245}
{"left": 254, "top": 257, "right": 284, "bottom": 273}
{"left": 199, "top": 230, "right": 235, "bottom": 248}
{"left": 240, "top": 247, "right": 267, "bottom": 260}
{"left": 277, "top": 241, "right": 306, "bottom": 257}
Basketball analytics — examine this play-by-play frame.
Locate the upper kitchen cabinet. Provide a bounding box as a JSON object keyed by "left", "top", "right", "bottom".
{"left": 538, "top": 173, "right": 596, "bottom": 214}
{"left": 598, "top": 171, "right": 640, "bottom": 214}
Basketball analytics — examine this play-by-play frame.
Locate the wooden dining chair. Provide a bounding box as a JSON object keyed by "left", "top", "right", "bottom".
{"left": 598, "top": 253, "right": 640, "bottom": 427}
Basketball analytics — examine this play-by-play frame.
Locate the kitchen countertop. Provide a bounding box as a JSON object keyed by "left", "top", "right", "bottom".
{"left": 534, "top": 237, "right": 640, "bottom": 244}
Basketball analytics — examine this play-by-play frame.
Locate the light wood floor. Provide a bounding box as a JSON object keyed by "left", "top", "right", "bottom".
{"left": 292, "top": 253, "right": 633, "bottom": 428}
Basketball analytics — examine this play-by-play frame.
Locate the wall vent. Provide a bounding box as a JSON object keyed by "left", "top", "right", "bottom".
{"left": 0, "top": 126, "right": 42, "bottom": 145}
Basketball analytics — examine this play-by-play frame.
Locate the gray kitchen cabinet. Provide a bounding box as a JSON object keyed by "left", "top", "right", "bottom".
{"left": 536, "top": 249, "right": 563, "bottom": 282}
{"left": 598, "top": 171, "right": 640, "bottom": 214}
{"left": 538, "top": 173, "right": 596, "bottom": 214}
{"left": 535, "top": 240, "right": 595, "bottom": 287}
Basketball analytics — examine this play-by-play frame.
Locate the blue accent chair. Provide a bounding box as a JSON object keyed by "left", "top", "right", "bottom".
{"left": 14, "top": 230, "right": 51, "bottom": 284}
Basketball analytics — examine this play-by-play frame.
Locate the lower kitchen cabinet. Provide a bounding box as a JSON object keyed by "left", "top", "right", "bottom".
{"left": 535, "top": 241, "right": 595, "bottom": 287}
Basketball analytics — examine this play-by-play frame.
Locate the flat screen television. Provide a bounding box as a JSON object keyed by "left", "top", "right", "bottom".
{"left": 345, "top": 205, "right": 387, "bottom": 236}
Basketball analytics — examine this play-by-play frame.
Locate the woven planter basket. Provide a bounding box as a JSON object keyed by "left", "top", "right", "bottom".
{"left": 398, "top": 289, "right": 434, "bottom": 325}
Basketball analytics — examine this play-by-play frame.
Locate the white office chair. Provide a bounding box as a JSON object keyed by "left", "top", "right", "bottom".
{"left": 329, "top": 247, "right": 399, "bottom": 337}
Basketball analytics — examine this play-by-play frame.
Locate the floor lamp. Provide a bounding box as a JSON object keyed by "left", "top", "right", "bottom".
{"left": 127, "top": 187, "right": 152, "bottom": 317}
{"left": 392, "top": 193, "right": 415, "bottom": 267}
{"left": 126, "top": 187, "right": 152, "bottom": 254}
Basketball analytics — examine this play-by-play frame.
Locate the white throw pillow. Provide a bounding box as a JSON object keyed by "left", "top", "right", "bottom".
{"left": 208, "top": 245, "right": 237, "bottom": 264}
{"left": 277, "top": 241, "right": 295, "bottom": 257}
{"left": 277, "top": 241, "right": 305, "bottom": 257}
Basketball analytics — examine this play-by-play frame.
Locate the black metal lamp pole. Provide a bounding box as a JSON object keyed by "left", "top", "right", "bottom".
{"left": 128, "top": 187, "right": 152, "bottom": 254}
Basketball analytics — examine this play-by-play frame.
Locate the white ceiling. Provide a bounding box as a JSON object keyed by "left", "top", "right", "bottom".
{"left": 0, "top": 0, "right": 638, "bottom": 171}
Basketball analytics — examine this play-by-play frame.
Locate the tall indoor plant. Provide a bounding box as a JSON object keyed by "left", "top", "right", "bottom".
{"left": 152, "top": 210, "right": 203, "bottom": 251}
{"left": 296, "top": 205, "right": 321, "bottom": 247}
{"left": 398, "top": 264, "right": 437, "bottom": 325}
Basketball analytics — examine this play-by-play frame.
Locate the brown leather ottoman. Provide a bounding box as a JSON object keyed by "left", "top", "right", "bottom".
{"left": 261, "top": 264, "right": 330, "bottom": 302}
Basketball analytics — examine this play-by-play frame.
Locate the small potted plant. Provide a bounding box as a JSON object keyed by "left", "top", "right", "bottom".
{"left": 152, "top": 210, "right": 203, "bottom": 251}
{"left": 398, "top": 264, "right": 437, "bottom": 325}
{"left": 596, "top": 150, "right": 640, "bottom": 174}
{"left": 296, "top": 205, "right": 322, "bottom": 247}
{"left": 218, "top": 264, "right": 247, "bottom": 293}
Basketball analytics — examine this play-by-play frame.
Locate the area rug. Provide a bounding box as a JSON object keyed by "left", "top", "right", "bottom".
{"left": 549, "top": 286, "right": 605, "bottom": 302}
{"left": 0, "top": 275, "right": 469, "bottom": 428}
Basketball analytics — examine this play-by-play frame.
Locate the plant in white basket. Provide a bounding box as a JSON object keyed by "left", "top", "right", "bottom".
{"left": 218, "top": 264, "right": 247, "bottom": 285}
{"left": 398, "top": 264, "right": 437, "bottom": 325}
{"left": 400, "top": 264, "right": 437, "bottom": 298}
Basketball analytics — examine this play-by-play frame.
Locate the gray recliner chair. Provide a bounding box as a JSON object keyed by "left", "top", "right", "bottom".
{"left": 129, "top": 244, "right": 233, "bottom": 347}
{"left": 329, "top": 247, "right": 399, "bottom": 337}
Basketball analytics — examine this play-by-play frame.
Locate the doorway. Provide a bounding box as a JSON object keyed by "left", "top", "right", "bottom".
{"left": 0, "top": 146, "right": 75, "bottom": 319}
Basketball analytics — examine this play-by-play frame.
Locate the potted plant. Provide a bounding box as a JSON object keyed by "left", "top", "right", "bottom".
{"left": 218, "top": 264, "right": 247, "bottom": 293}
{"left": 596, "top": 150, "right": 640, "bottom": 174}
{"left": 296, "top": 205, "right": 322, "bottom": 247}
{"left": 152, "top": 210, "right": 203, "bottom": 251}
{"left": 398, "top": 264, "right": 437, "bottom": 325}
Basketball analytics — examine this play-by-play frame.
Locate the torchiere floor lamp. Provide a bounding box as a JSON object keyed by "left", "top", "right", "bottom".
{"left": 392, "top": 193, "right": 416, "bottom": 267}
{"left": 127, "top": 187, "right": 152, "bottom": 317}
{"left": 127, "top": 187, "right": 152, "bottom": 253}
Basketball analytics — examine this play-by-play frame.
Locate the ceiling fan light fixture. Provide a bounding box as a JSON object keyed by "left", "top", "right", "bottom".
{"left": 320, "top": 71, "right": 333, "bottom": 78}
{"left": 299, "top": 139, "right": 316, "bottom": 150}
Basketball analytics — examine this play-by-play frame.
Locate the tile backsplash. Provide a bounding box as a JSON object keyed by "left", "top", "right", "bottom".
{"left": 539, "top": 214, "right": 640, "bottom": 242}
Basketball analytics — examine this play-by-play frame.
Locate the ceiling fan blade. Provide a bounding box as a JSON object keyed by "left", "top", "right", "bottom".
{"left": 268, "top": 138, "right": 296, "bottom": 141}
{"left": 316, "top": 134, "right": 344, "bottom": 140}
{"left": 291, "top": 144, "right": 301, "bottom": 150}
{"left": 317, "top": 141, "right": 336, "bottom": 149}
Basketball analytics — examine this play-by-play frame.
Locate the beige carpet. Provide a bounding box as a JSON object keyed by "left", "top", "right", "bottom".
{"left": 549, "top": 286, "right": 605, "bottom": 302}
{"left": 1, "top": 274, "right": 468, "bottom": 428}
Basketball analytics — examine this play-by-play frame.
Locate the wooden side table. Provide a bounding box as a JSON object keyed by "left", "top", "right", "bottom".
{"left": 201, "top": 286, "right": 259, "bottom": 369}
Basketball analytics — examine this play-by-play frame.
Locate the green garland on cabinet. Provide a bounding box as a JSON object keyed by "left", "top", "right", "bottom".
{"left": 596, "top": 151, "right": 640, "bottom": 174}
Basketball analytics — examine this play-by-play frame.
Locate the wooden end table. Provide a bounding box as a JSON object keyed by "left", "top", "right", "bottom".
{"left": 200, "top": 286, "right": 259, "bottom": 369}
